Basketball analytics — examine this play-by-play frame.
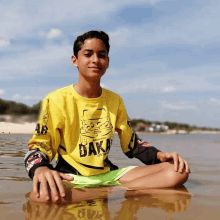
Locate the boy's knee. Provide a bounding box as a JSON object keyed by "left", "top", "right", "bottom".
{"left": 165, "top": 163, "right": 189, "bottom": 187}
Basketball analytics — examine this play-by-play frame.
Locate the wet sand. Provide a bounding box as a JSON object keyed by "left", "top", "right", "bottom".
{"left": 1, "top": 133, "right": 220, "bottom": 219}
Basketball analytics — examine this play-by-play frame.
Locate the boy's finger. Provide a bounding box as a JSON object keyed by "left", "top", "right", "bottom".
{"left": 33, "top": 177, "right": 39, "bottom": 197}
{"left": 40, "top": 177, "right": 50, "bottom": 200}
{"left": 46, "top": 175, "right": 59, "bottom": 201}
{"left": 60, "top": 173, "right": 74, "bottom": 181}
{"left": 172, "top": 153, "right": 178, "bottom": 172}
{"left": 53, "top": 173, "right": 66, "bottom": 197}
{"left": 184, "top": 160, "right": 190, "bottom": 173}
{"left": 178, "top": 156, "right": 184, "bottom": 173}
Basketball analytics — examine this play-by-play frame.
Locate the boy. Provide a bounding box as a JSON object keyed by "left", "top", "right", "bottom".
{"left": 25, "top": 30, "right": 190, "bottom": 203}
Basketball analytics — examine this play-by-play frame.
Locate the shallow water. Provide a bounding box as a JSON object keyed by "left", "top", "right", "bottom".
{"left": 0, "top": 133, "right": 220, "bottom": 219}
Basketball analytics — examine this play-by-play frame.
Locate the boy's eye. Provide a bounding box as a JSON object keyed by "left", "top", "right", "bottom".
{"left": 84, "top": 53, "right": 107, "bottom": 58}
{"left": 84, "top": 53, "right": 91, "bottom": 57}
{"left": 99, "top": 54, "right": 107, "bottom": 58}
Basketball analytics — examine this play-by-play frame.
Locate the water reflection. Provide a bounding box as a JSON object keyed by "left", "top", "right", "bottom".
{"left": 120, "top": 187, "right": 191, "bottom": 214}
{"left": 23, "top": 186, "right": 191, "bottom": 220}
{"left": 24, "top": 199, "right": 110, "bottom": 220}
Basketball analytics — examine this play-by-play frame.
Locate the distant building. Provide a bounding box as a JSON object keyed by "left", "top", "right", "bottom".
{"left": 136, "top": 123, "right": 146, "bottom": 132}
{"left": 176, "top": 130, "right": 188, "bottom": 135}
{"left": 150, "top": 123, "right": 169, "bottom": 132}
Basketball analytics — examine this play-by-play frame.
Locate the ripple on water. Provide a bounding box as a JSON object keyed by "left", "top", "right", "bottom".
{"left": 196, "top": 170, "right": 220, "bottom": 175}
{"left": 0, "top": 155, "right": 12, "bottom": 158}
{"left": 0, "top": 201, "right": 14, "bottom": 205}
{"left": 0, "top": 176, "right": 31, "bottom": 181}
{"left": 0, "top": 151, "right": 26, "bottom": 158}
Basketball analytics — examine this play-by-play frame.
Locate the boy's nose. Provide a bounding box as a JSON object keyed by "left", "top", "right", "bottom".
{"left": 92, "top": 54, "right": 99, "bottom": 63}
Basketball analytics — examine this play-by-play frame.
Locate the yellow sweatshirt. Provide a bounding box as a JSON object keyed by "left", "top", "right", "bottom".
{"left": 28, "top": 85, "right": 135, "bottom": 176}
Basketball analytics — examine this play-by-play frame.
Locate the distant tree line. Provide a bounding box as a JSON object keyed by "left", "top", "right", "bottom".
{"left": 0, "top": 98, "right": 219, "bottom": 131}
{"left": 0, "top": 98, "right": 41, "bottom": 115}
{"left": 130, "top": 118, "right": 220, "bottom": 132}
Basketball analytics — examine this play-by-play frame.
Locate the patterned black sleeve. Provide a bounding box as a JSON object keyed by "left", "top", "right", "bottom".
{"left": 125, "top": 133, "right": 161, "bottom": 165}
{"left": 24, "top": 149, "right": 53, "bottom": 179}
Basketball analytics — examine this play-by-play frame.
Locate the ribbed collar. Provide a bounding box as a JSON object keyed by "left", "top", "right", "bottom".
{"left": 71, "top": 84, "right": 105, "bottom": 102}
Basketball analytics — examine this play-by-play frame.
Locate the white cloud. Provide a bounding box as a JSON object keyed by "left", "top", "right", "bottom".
{"left": 109, "top": 28, "right": 130, "bottom": 46}
{"left": 125, "top": 97, "right": 220, "bottom": 127}
{"left": 162, "top": 86, "right": 176, "bottom": 93}
{"left": 0, "top": 89, "right": 5, "bottom": 95}
{"left": 160, "top": 100, "right": 197, "bottom": 111}
{"left": 0, "top": 0, "right": 167, "bottom": 39}
{"left": 12, "top": 94, "right": 31, "bottom": 100}
{"left": 12, "top": 94, "right": 20, "bottom": 99}
{"left": 0, "top": 43, "right": 71, "bottom": 79}
{"left": 0, "top": 0, "right": 219, "bottom": 49}
{"left": 104, "top": 63, "right": 220, "bottom": 95}
{"left": 209, "top": 97, "right": 220, "bottom": 105}
{"left": 40, "top": 28, "right": 63, "bottom": 39}
{"left": 47, "top": 28, "right": 62, "bottom": 39}
{"left": 0, "top": 39, "right": 10, "bottom": 48}
{"left": 100, "top": 83, "right": 110, "bottom": 89}
{"left": 109, "top": 1, "right": 220, "bottom": 49}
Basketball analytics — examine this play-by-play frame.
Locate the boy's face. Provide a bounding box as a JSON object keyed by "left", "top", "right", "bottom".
{"left": 71, "top": 38, "right": 109, "bottom": 81}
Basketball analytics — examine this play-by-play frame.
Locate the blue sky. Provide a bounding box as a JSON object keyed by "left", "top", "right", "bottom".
{"left": 0, "top": 0, "right": 220, "bottom": 128}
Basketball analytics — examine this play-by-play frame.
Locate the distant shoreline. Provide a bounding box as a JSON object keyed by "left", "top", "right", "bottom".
{"left": 136, "top": 130, "right": 220, "bottom": 135}
{"left": 1, "top": 122, "right": 220, "bottom": 135}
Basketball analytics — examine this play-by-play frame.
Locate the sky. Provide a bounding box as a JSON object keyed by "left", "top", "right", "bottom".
{"left": 0, "top": 0, "right": 220, "bottom": 128}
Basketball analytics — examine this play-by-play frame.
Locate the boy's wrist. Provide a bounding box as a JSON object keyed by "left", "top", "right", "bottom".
{"left": 30, "top": 163, "right": 53, "bottom": 179}
{"left": 157, "top": 152, "right": 163, "bottom": 161}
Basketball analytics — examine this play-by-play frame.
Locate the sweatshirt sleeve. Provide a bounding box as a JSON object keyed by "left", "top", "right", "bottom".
{"left": 24, "top": 95, "right": 64, "bottom": 178}
{"left": 115, "top": 97, "right": 161, "bottom": 165}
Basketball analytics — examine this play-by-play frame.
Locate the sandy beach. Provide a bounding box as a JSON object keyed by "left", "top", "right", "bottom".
{"left": 0, "top": 122, "right": 36, "bottom": 134}
{"left": 1, "top": 122, "right": 219, "bottom": 135}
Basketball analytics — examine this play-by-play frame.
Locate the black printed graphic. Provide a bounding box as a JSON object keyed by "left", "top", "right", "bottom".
{"left": 79, "top": 139, "right": 112, "bottom": 157}
{"left": 35, "top": 123, "right": 48, "bottom": 135}
{"left": 79, "top": 108, "right": 113, "bottom": 157}
{"left": 35, "top": 99, "right": 49, "bottom": 135}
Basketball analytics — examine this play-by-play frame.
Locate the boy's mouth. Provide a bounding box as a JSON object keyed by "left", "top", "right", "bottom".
{"left": 89, "top": 66, "right": 101, "bottom": 70}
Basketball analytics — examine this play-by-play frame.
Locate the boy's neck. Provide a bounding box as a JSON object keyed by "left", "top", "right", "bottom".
{"left": 74, "top": 81, "right": 102, "bottom": 98}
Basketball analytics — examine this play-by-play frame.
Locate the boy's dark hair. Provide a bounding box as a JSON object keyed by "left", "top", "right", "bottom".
{"left": 73, "top": 30, "right": 110, "bottom": 57}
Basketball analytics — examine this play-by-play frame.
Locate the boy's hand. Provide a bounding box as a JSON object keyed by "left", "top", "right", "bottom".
{"left": 157, "top": 152, "right": 190, "bottom": 173}
{"left": 33, "top": 166, "right": 74, "bottom": 201}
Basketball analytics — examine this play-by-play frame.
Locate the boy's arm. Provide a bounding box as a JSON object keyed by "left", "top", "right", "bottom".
{"left": 125, "top": 134, "right": 190, "bottom": 172}
{"left": 115, "top": 97, "right": 161, "bottom": 165}
{"left": 116, "top": 128, "right": 161, "bottom": 165}
{"left": 24, "top": 96, "right": 73, "bottom": 201}
{"left": 116, "top": 97, "right": 190, "bottom": 172}
{"left": 24, "top": 97, "right": 60, "bottom": 178}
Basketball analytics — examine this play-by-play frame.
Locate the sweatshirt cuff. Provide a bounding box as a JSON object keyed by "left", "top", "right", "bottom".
{"left": 28, "top": 163, "right": 53, "bottom": 179}
{"left": 24, "top": 149, "right": 53, "bottom": 179}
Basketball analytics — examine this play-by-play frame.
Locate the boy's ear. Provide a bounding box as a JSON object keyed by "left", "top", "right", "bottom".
{"left": 71, "top": 55, "right": 78, "bottom": 68}
{"left": 107, "top": 57, "right": 110, "bottom": 69}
